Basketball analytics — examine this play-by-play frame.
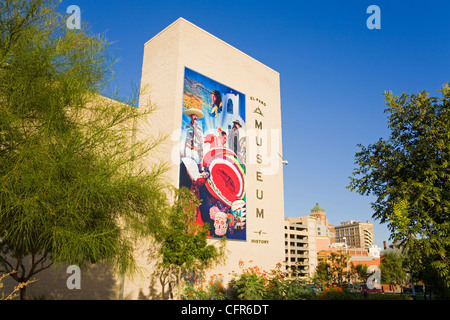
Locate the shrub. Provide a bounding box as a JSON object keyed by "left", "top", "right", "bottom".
{"left": 181, "top": 262, "right": 315, "bottom": 300}
{"left": 183, "top": 275, "right": 227, "bottom": 300}
{"left": 317, "top": 284, "right": 355, "bottom": 300}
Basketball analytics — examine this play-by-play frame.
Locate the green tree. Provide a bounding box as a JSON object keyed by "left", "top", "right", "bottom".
{"left": 312, "top": 260, "right": 331, "bottom": 284}
{"left": 380, "top": 250, "right": 406, "bottom": 291}
{"left": 0, "top": 0, "right": 168, "bottom": 299}
{"left": 328, "top": 252, "right": 350, "bottom": 285}
{"left": 348, "top": 83, "right": 450, "bottom": 297}
{"left": 154, "top": 187, "right": 226, "bottom": 300}
{"left": 351, "top": 263, "right": 369, "bottom": 284}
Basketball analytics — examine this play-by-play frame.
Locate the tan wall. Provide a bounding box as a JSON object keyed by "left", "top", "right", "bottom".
{"left": 316, "top": 237, "right": 330, "bottom": 252}
{"left": 1, "top": 259, "right": 120, "bottom": 300}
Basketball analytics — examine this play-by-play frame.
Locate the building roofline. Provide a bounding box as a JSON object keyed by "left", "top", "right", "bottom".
{"left": 144, "top": 17, "right": 279, "bottom": 76}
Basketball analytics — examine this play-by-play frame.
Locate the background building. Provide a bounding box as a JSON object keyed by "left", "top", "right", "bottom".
{"left": 335, "top": 220, "right": 374, "bottom": 249}
{"left": 285, "top": 204, "right": 381, "bottom": 279}
{"left": 284, "top": 203, "right": 335, "bottom": 277}
{"left": 318, "top": 245, "right": 381, "bottom": 267}
{"left": 309, "top": 203, "right": 335, "bottom": 250}
{"left": 284, "top": 216, "right": 317, "bottom": 278}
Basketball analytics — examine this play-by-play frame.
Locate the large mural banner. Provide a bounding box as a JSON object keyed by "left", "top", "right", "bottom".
{"left": 179, "top": 67, "right": 247, "bottom": 241}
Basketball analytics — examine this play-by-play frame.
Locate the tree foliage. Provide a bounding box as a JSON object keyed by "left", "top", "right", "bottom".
{"left": 0, "top": 0, "right": 168, "bottom": 299}
{"left": 328, "top": 252, "right": 350, "bottom": 285}
{"left": 312, "top": 252, "right": 351, "bottom": 285}
{"left": 154, "top": 187, "right": 226, "bottom": 299}
{"left": 379, "top": 249, "right": 406, "bottom": 290}
{"left": 348, "top": 83, "right": 450, "bottom": 296}
{"left": 312, "top": 260, "right": 331, "bottom": 283}
{"left": 351, "top": 263, "right": 369, "bottom": 283}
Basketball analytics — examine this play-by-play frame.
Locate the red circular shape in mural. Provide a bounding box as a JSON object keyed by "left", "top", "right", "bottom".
{"left": 203, "top": 148, "right": 245, "bottom": 207}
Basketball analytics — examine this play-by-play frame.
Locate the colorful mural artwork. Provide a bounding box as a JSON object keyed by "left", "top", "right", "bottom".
{"left": 179, "top": 67, "right": 247, "bottom": 241}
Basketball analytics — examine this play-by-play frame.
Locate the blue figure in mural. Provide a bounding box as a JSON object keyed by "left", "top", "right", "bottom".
{"left": 210, "top": 89, "right": 223, "bottom": 118}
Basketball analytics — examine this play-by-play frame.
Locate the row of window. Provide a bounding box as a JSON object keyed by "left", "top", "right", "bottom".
{"left": 286, "top": 241, "right": 308, "bottom": 248}
{"left": 286, "top": 234, "right": 307, "bottom": 240}
{"left": 286, "top": 249, "right": 309, "bottom": 256}
{"left": 286, "top": 226, "right": 307, "bottom": 232}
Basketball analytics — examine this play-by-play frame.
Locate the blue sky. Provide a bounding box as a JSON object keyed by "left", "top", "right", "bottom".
{"left": 61, "top": 0, "right": 450, "bottom": 248}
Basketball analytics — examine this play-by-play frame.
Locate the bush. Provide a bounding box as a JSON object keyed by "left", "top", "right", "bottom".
{"left": 364, "top": 293, "right": 413, "bottom": 300}
{"left": 317, "top": 284, "right": 356, "bottom": 300}
{"left": 182, "top": 262, "right": 315, "bottom": 300}
{"left": 180, "top": 264, "right": 419, "bottom": 300}
{"left": 181, "top": 262, "right": 420, "bottom": 300}
{"left": 183, "top": 275, "right": 227, "bottom": 300}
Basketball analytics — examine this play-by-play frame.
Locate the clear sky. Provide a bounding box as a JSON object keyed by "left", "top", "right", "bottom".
{"left": 61, "top": 0, "right": 450, "bottom": 249}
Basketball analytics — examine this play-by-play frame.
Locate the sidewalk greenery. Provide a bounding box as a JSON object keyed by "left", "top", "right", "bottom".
{"left": 183, "top": 262, "right": 315, "bottom": 300}
{"left": 181, "top": 261, "right": 413, "bottom": 300}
